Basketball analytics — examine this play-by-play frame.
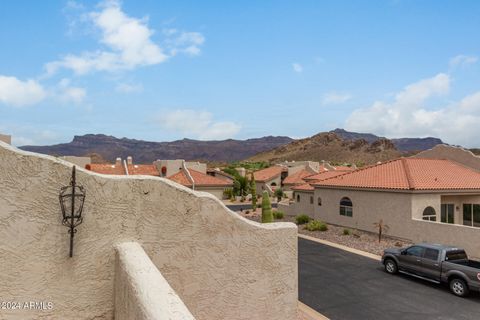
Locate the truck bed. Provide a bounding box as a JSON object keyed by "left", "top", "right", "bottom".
{"left": 450, "top": 259, "right": 480, "bottom": 269}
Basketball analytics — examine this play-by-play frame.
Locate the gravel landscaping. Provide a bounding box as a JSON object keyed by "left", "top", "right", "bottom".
{"left": 239, "top": 208, "right": 413, "bottom": 257}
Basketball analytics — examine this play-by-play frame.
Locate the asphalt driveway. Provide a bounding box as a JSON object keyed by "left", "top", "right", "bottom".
{"left": 299, "top": 237, "right": 480, "bottom": 320}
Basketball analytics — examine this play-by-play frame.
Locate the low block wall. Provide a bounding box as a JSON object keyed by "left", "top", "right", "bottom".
{"left": 409, "top": 219, "right": 480, "bottom": 259}
{"left": 0, "top": 142, "right": 298, "bottom": 320}
{"left": 115, "top": 242, "right": 195, "bottom": 320}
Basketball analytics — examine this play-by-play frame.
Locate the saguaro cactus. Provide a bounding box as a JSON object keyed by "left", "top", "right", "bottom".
{"left": 250, "top": 173, "right": 257, "bottom": 210}
{"left": 261, "top": 191, "right": 273, "bottom": 223}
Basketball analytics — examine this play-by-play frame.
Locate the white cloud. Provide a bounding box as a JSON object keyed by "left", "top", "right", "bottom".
{"left": 292, "top": 63, "right": 303, "bottom": 73}
{"left": 46, "top": 0, "right": 203, "bottom": 76}
{"left": 54, "top": 78, "right": 86, "bottom": 104}
{"left": 0, "top": 76, "right": 46, "bottom": 107}
{"left": 449, "top": 54, "right": 478, "bottom": 69}
{"left": 115, "top": 82, "right": 143, "bottom": 93}
{"left": 322, "top": 92, "right": 352, "bottom": 105}
{"left": 345, "top": 73, "right": 480, "bottom": 146}
{"left": 158, "top": 109, "right": 241, "bottom": 140}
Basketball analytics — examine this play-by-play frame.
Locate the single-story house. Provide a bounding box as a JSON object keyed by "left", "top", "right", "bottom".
{"left": 253, "top": 166, "right": 286, "bottom": 195}
{"left": 86, "top": 157, "right": 232, "bottom": 199}
{"left": 280, "top": 158, "right": 480, "bottom": 257}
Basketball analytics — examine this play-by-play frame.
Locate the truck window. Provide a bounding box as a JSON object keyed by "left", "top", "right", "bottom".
{"left": 423, "top": 248, "right": 439, "bottom": 261}
{"left": 406, "top": 246, "right": 424, "bottom": 257}
{"left": 446, "top": 250, "right": 468, "bottom": 261}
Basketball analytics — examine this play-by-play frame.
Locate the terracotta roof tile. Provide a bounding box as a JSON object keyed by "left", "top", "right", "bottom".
{"left": 314, "top": 158, "right": 480, "bottom": 190}
{"left": 127, "top": 164, "right": 159, "bottom": 176}
{"left": 168, "top": 169, "right": 233, "bottom": 187}
{"left": 86, "top": 163, "right": 125, "bottom": 175}
{"left": 304, "top": 171, "right": 350, "bottom": 181}
{"left": 253, "top": 166, "right": 284, "bottom": 182}
{"left": 283, "top": 169, "right": 315, "bottom": 185}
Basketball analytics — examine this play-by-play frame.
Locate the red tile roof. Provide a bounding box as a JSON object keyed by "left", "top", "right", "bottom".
{"left": 168, "top": 169, "right": 233, "bottom": 187}
{"left": 333, "top": 165, "right": 354, "bottom": 171}
{"left": 314, "top": 158, "right": 480, "bottom": 190}
{"left": 253, "top": 166, "right": 284, "bottom": 182}
{"left": 127, "top": 164, "right": 159, "bottom": 176}
{"left": 283, "top": 169, "right": 314, "bottom": 185}
{"left": 86, "top": 163, "right": 125, "bottom": 175}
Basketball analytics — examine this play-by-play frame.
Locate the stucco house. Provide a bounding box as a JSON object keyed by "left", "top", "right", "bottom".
{"left": 253, "top": 165, "right": 286, "bottom": 195}
{"left": 86, "top": 157, "right": 233, "bottom": 199}
{"left": 280, "top": 158, "right": 480, "bottom": 257}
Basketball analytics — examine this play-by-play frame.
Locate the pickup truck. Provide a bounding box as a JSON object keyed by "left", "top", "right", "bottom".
{"left": 382, "top": 243, "right": 480, "bottom": 297}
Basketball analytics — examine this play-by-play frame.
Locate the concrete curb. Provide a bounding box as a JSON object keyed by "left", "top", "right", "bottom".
{"left": 298, "top": 301, "right": 330, "bottom": 320}
{"left": 298, "top": 234, "right": 382, "bottom": 261}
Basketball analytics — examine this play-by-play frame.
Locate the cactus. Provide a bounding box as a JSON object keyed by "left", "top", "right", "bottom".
{"left": 261, "top": 191, "right": 273, "bottom": 223}
{"left": 250, "top": 173, "right": 257, "bottom": 210}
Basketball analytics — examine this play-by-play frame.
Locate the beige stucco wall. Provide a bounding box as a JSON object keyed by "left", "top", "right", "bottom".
{"left": 59, "top": 156, "right": 91, "bottom": 168}
{"left": 115, "top": 242, "right": 196, "bottom": 320}
{"left": 194, "top": 187, "right": 226, "bottom": 200}
{"left": 312, "top": 188, "right": 413, "bottom": 237}
{"left": 0, "top": 142, "right": 298, "bottom": 320}
{"left": 283, "top": 191, "right": 315, "bottom": 217}
{"left": 257, "top": 176, "right": 282, "bottom": 195}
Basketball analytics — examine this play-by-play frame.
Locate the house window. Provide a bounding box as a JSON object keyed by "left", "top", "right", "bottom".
{"left": 463, "top": 204, "right": 480, "bottom": 227}
{"left": 271, "top": 182, "right": 277, "bottom": 186}
{"left": 310, "top": 196, "right": 313, "bottom": 204}
{"left": 317, "top": 197, "right": 322, "bottom": 206}
{"left": 441, "top": 204, "right": 454, "bottom": 224}
{"left": 339, "top": 197, "right": 353, "bottom": 217}
{"left": 422, "top": 207, "right": 436, "bottom": 221}
{"left": 296, "top": 194, "right": 300, "bottom": 202}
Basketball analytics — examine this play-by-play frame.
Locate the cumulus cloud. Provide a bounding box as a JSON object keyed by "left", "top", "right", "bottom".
{"left": 345, "top": 73, "right": 480, "bottom": 146}
{"left": 449, "top": 54, "right": 478, "bottom": 69}
{"left": 115, "top": 82, "right": 143, "bottom": 93}
{"left": 292, "top": 63, "right": 303, "bottom": 73}
{"left": 322, "top": 92, "right": 352, "bottom": 105}
{"left": 45, "top": 0, "right": 204, "bottom": 76}
{"left": 0, "top": 76, "right": 47, "bottom": 107}
{"left": 158, "top": 109, "right": 241, "bottom": 140}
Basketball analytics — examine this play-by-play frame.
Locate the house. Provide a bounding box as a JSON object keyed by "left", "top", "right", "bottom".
{"left": 280, "top": 158, "right": 480, "bottom": 257}
{"left": 86, "top": 157, "right": 232, "bottom": 199}
{"left": 206, "top": 168, "right": 235, "bottom": 184}
{"left": 253, "top": 165, "right": 286, "bottom": 195}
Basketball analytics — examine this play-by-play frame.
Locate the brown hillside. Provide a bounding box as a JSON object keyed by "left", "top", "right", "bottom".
{"left": 248, "top": 132, "right": 402, "bottom": 166}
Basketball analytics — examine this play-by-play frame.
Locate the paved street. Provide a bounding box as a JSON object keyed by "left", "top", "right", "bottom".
{"left": 299, "top": 238, "right": 480, "bottom": 320}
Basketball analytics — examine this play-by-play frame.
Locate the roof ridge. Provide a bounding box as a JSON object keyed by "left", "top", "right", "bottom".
{"left": 401, "top": 158, "right": 414, "bottom": 190}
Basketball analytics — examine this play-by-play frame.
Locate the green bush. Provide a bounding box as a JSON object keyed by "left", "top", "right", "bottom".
{"left": 295, "top": 214, "right": 312, "bottom": 225}
{"left": 305, "top": 220, "right": 328, "bottom": 232}
{"left": 223, "top": 188, "right": 233, "bottom": 199}
{"left": 343, "top": 228, "right": 351, "bottom": 235}
{"left": 261, "top": 191, "right": 273, "bottom": 223}
{"left": 273, "top": 211, "right": 284, "bottom": 219}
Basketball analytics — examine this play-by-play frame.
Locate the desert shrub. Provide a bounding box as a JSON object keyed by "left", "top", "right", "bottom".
{"left": 245, "top": 210, "right": 250, "bottom": 214}
{"left": 274, "top": 188, "right": 284, "bottom": 202}
{"left": 223, "top": 188, "right": 233, "bottom": 199}
{"left": 273, "top": 211, "right": 284, "bottom": 219}
{"left": 305, "top": 220, "right": 328, "bottom": 232}
{"left": 295, "top": 214, "right": 312, "bottom": 225}
{"left": 343, "top": 228, "right": 351, "bottom": 235}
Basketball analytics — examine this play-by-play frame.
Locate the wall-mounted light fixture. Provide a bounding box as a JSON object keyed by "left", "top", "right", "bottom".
{"left": 59, "top": 166, "right": 86, "bottom": 257}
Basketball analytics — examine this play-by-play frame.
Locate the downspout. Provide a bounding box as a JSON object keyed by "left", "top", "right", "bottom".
{"left": 182, "top": 160, "right": 195, "bottom": 190}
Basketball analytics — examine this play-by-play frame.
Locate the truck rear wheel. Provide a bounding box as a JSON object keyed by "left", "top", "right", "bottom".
{"left": 384, "top": 259, "right": 398, "bottom": 274}
{"left": 449, "top": 278, "right": 469, "bottom": 297}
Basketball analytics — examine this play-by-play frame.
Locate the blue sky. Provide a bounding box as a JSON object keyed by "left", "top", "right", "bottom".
{"left": 1, "top": 1, "right": 480, "bottom": 147}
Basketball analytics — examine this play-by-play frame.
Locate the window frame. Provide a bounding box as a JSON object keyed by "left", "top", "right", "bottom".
{"left": 441, "top": 203, "right": 454, "bottom": 224}
{"left": 339, "top": 197, "right": 353, "bottom": 217}
{"left": 422, "top": 206, "right": 436, "bottom": 222}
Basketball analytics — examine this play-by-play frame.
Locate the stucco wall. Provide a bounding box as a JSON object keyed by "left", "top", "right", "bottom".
{"left": 312, "top": 188, "right": 413, "bottom": 238}
{"left": 0, "top": 142, "right": 298, "bottom": 320}
{"left": 284, "top": 191, "right": 315, "bottom": 217}
{"left": 256, "top": 176, "right": 282, "bottom": 195}
{"left": 0, "top": 133, "right": 11, "bottom": 145}
{"left": 114, "top": 242, "right": 196, "bottom": 320}
{"left": 194, "top": 187, "right": 225, "bottom": 200}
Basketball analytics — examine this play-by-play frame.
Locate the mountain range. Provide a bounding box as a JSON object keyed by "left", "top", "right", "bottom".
{"left": 19, "top": 129, "right": 446, "bottom": 165}
{"left": 20, "top": 134, "right": 293, "bottom": 163}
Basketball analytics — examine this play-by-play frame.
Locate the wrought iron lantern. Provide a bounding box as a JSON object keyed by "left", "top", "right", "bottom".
{"left": 59, "top": 166, "right": 86, "bottom": 257}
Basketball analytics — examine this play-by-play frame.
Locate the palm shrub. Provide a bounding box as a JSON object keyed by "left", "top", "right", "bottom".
{"left": 295, "top": 214, "right": 312, "bottom": 225}
{"left": 250, "top": 173, "right": 257, "bottom": 210}
{"left": 261, "top": 191, "right": 273, "bottom": 223}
